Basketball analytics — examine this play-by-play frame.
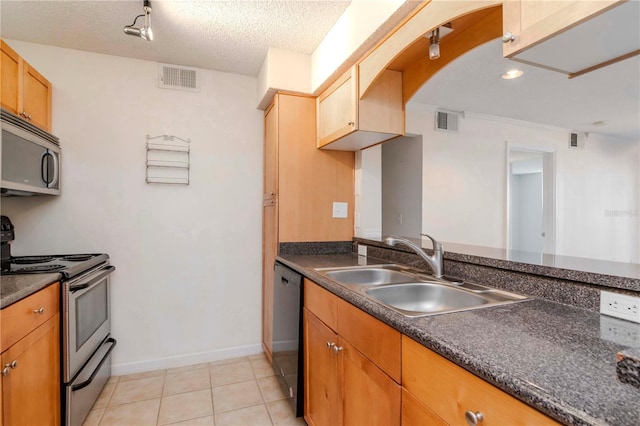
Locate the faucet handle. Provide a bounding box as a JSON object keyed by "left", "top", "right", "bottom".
{"left": 421, "top": 233, "right": 443, "bottom": 252}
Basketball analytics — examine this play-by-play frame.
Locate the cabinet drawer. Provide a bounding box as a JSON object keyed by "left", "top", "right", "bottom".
{"left": 1, "top": 282, "right": 59, "bottom": 351}
{"left": 337, "top": 298, "right": 401, "bottom": 383}
{"left": 304, "top": 279, "right": 337, "bottom": 330}
{"left": 402, "top": 336, "right": 559, "bottom": 426}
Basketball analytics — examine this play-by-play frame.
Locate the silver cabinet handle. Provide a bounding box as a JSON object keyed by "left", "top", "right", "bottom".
{"left": 9, "top": 360, "right": 17, "bottom": 369}
{"left": 347, "top": 121, "right": 355, "bottom": 126}
{"left": 332, "top": 345, "right": 343, "bottom": 354}
{"left": 19, "top": 111, "right": 32, "bottom": 120}
{"left": 33, "top": 307, "right": 45, "bottom": 314}
{"left": 2, "top": 361, "right": 17, "bottom": 376}
{"left": 502, "top": 32, "right": 515, "bottom": 43}
{"left": 326, "top": 341, "right": 334, "bottom": 349}
{"left": 1, "top": 367, "right": 10, "bottom": 376}
{"left": 465, "top": 411, "right": 484, "bottom": 426}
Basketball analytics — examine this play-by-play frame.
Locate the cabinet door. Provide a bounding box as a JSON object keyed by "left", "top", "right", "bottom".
{"left": 503, "top": 0, "right": 619, "bottom": 58}
{"left": 22, "top": 61, "right": 52, "bottom": 132}
{"left": 2, "top": 314, "right": 60, "bottom": 426}
{"left": 0, "top": 40, "right": 20, "bottom": 115}
{"left": 304, "top": 309, "right": 341, "bottom": 426}
{"left": 402, "top": 388, "right": 448, "bottom": 426}
{"left": 317, "top": 67, "right": 357, "bottom": 148}
{"left": 341, "top": 337, "right": 401, "bottom": 426}
{"left": 264, "top": 96, "right": 278, "bottom": 201}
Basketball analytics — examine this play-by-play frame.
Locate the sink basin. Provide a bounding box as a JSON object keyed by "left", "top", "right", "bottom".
{"left": 364, "top": 283, "right": 529, "bottom": 317}
{"left": 315, "top": 265, "right": 417, "bottom": 286}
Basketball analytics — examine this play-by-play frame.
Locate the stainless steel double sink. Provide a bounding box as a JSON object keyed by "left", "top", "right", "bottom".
{"left": 315, "top": 264, "right": 530, "bottom": 317}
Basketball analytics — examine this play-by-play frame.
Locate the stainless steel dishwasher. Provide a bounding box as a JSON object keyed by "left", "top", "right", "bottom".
{"left": 272, "top": 262, "right": 304, "bottom": 417}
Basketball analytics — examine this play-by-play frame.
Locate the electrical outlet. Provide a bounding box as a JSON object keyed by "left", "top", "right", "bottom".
{"left": 600, "top": 291, "right": 640, "bottom": 324}
{"left": 332, "top": 202, "right": 348, "bottom": 218}
{"left": 358, "top": 245, "right": 367, "bottom": 257}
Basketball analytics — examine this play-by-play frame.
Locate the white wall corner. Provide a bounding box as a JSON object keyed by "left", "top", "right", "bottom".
{"left": 256, "top": 47, "right": 312, "bottom": 109}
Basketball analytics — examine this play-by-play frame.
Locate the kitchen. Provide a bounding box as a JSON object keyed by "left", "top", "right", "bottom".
{"left": 1, "top": 1, "right": 639, "bottom": 426}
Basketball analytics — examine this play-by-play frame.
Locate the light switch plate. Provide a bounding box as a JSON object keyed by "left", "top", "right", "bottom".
{"left": 333, "top": 202, "right": 348, "bottom": 218}
{"left": 600, "top": 291, "right": 640, "bottom": 324}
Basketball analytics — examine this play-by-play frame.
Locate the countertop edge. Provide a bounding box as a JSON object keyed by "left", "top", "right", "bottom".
{"left": 1, "top": 273, "right": 62, "bottom": 309}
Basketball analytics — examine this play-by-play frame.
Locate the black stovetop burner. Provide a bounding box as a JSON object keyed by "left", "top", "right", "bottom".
{"left": 2, "top": 253, "right": 110, "bottom": 279}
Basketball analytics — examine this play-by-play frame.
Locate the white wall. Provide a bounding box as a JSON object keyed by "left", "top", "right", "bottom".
{"left": 1, "top": 40, "right": 264, "bottom": 374}
{"left": 382, "top": 136, "right": 422, "bottom": 237}
{"left": 354, "top": 146, "right": 382, "bottom": 238}
{"left": 399, "top": 102, "right": 640, "bottom": 263}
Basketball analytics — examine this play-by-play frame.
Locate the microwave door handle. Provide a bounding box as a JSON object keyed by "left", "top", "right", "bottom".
{"left": 48, "top": 150, "right": 59, "bottom": 188}
{"left": 40, "top": 152, "right": 48, "bottom": 185}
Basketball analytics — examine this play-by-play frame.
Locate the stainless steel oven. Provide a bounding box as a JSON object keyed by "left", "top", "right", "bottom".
{"left": 63, "top": 263, "right": 116, "bottom": 425}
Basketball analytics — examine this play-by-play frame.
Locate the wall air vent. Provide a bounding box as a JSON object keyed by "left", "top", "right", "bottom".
{"left": 158, "top": 63, "right": 200, "bottom": 92}
{"left": 434, "top": 110, "right": 459, "bottom": 133}
{"left": 568, "top": 132, "right": 585, "bottom": 149}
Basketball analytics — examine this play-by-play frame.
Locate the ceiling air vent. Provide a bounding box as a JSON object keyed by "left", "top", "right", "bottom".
{"left": 158, "top": 63, "right": 200, "bottom": 92}
{"left": 434, "top": 110, "right": 459, "bottom": 133}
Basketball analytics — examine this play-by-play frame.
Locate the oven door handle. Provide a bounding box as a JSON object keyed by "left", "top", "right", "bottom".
{"left": 69, "top": 265, "right": 116, "bottom": 293}
{"left": 71, "top": 337, "right": 117, "bottom": 391}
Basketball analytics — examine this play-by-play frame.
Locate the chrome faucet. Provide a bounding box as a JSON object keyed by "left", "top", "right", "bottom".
{"left": 384, "top": 234, "right": 444, "bottom": 278}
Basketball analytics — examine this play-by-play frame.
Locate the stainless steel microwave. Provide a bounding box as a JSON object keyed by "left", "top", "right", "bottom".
{"left": 1, "top": 108, "right": 60, "bottom": 196}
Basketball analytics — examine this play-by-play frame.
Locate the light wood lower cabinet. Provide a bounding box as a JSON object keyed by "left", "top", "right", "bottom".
{"left": 303, "top": 279, "right": 401, "bottom": 426}
{"left": 1, "top": 283, "right": 61, "bottom": 426}
{"left": 402, "top": 335, "right": 559, "bottom": 426}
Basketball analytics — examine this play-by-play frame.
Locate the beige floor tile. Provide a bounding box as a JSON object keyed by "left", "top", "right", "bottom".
{"left": 100, "top": 399, "right": 160, "bottom": 426}
{"left": 250, "top": 356, "right": 276, "bottom": 378}
{"left": 248, "top": 353, "right": 268, "bottom": 361}
{"left": 167, "top": 363, "right": 210, "bottom": 375}
{"left": 166, "top": 415, "right": 215, "bottom": 425}
{"left": 118, "top": 369, "right": 166, "bottom": 382}
{"left": 92, "top": 382, "right": 116, "bottom": 409}
{"left": 107, "top": 375, "right": 119, "bottom": 385}
{"left": 210, "top": 360, "right": 255, "bottom": 387}
{"left": 209, "top": 356, "right": 248, "bottom": 367}
{"left": 82, "top": 408, "right": 104, "bottom": 426}
{"left": 257, "top": 376, "right": 287, "bottom": 403}
{"left": 212, "top": 380, "right": 264, "bottom": 413}
{"left": 158, "top": 388, "right": 214, "bottom": 425}
{"left": 108, "top": 375, "right": 165, "bottom": 406}
{"left": 266, "top": 400, "right": 307, "bottom": 426}
{"left": 164, "top": 368, "right": 211, "bottom": 396}
{"left": 215, "top": 404, "right": 273, "bottom": 426}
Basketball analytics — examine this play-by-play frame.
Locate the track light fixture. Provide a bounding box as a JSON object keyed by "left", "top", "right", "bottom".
{"left": 124, "top": 0, "right": 153, "bottom": 41}
{"left": 429, "top": 28, "right": 440, "bottom": 60}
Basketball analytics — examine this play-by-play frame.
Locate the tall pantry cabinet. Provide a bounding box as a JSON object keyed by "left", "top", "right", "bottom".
{"left": 262, "top": 93, "right": 354, "bottom": 358}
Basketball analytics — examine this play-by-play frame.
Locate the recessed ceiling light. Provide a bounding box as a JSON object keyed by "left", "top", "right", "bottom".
{"left": 502, "top": 69, "right": 524, "bottom": 80}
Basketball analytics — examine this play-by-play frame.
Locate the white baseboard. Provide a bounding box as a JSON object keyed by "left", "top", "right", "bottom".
{"left": 111, "top": 343, "right": 264, "bottom": 376}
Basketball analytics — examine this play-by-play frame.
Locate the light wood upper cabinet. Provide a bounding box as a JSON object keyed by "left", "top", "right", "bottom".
{"left": 0, "top": 40, "right": 52, "bottom": 132}
{"left": 402, "top": 335, "right": 559, "bottom": 426}
{"left": 1, "top": 283, "right": 61, "bottom": 426}
{"left": 502, "top": 1, "right": 636, "bottom": 77}
{"left": 317, "top": 65, "right": 404, "bottom": 151}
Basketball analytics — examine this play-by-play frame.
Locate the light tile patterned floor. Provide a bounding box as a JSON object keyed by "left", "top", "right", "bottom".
{"left": 83, "top": 353, "right": 307, "bottom": 426}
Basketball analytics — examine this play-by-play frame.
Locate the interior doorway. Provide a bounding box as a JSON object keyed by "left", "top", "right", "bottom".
{"left": 507, "top": 148, "right": 556, "bottom": 254}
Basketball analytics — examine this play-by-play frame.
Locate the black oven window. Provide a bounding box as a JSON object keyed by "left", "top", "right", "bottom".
{"left": 76, "top": 280, "right": 108, "bottom": 351}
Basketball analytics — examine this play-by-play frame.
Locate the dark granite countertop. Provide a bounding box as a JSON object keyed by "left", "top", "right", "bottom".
{"left": 277, "top": 253, "right": 640, "bottom": 426}
{"left": 355, "top": 237, "right": 640, "bottom": 292}
{"left": 1, "top": 273, "right": 61, "bottom": 309}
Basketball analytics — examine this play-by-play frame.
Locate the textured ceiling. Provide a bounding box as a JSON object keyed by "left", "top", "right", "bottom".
{"left": 412, "top": 39, "right": 640, "bottom": 140}
{"left": 0, "top": 0, "right": 351, "bottom": 76}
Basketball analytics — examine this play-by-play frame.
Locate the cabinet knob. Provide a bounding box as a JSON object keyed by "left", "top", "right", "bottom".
{"left": 326, "top": 341, "right": 334, "bottom": 349}
{"left": 332, "top": 345, "right": 343, "bottom": 354}
{"left": 502, "top": 32, "right": 515, "bottom": 43}
{"left": 1, "top": 367, "right": 10, "bottom": 376}
{"left": 347, "top": 121, "right": 355, "bottom": 126}
{"left": 465, "top": 411, "right": 484, "bottom": 426}
{"left": 2, "top": 361, "right": 17, "bottom": 376}
{"left": 33, "top": 307, "right": 45, "bottom": 314}
{"left": 19, "top": 111, "right": 33, "bottom": 120}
